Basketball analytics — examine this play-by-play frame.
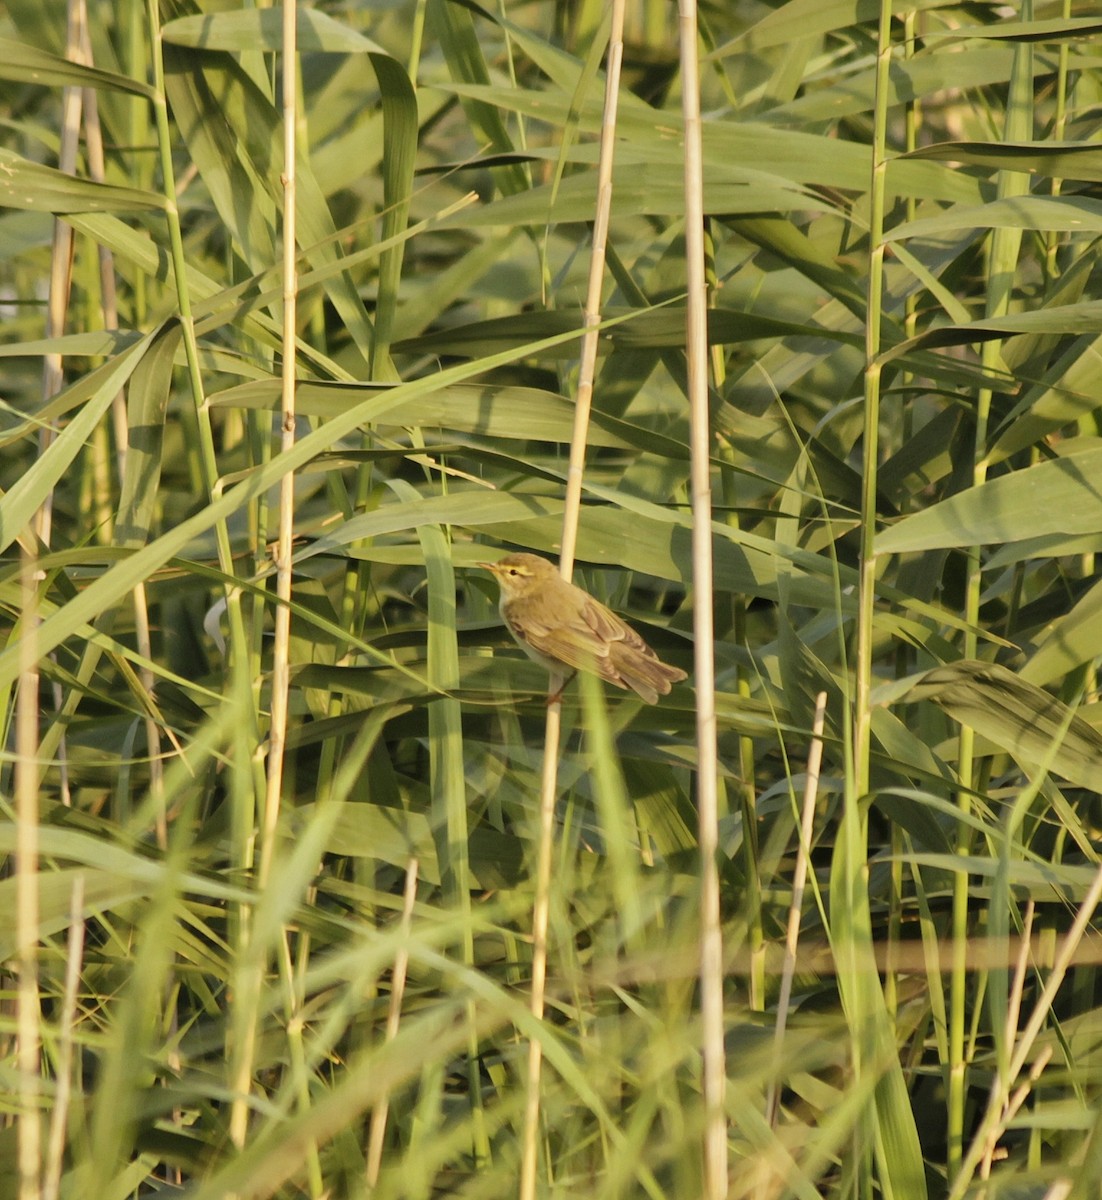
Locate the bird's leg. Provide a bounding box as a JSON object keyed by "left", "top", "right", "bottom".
{"left": 546, "top": 670, "right": 576, "bottom": 706}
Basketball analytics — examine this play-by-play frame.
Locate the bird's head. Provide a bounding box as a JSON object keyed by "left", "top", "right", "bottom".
{"left": 478, "top": 553, "right": 557, "bottom": 600}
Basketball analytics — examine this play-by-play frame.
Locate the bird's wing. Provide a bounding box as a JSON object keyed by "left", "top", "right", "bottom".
{"left": 510, "top": 595, "right": 628, "bottom": 683}
{"left": 511, "top": 591, "right": 684, "bottom": 700}
{"left": 519, "top": 616, "right": 611, "bottom": 672}
{"left": 581, "top": 598, "right": 655, "bottom": 657}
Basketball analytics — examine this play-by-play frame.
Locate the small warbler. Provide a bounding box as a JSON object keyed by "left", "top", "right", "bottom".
{"left": 479, "top": 552, "right": 687, "bottom": 704}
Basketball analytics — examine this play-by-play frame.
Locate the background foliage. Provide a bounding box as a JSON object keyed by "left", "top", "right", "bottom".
{"left": 4, "top": 0, "right": 1102, "bottom": 1196}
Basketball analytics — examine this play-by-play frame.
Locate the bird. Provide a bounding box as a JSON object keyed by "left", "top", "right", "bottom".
{"left": 478, "top": 552, "right": 687, "bottom": 704}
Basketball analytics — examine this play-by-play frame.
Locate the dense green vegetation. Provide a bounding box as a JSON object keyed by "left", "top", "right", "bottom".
{"left": 4, "top": 0, "right": 1102, "bottom": 1196}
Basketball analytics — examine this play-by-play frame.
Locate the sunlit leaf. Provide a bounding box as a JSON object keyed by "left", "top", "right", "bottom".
{"left": 876, "top": 443, "right": 1102, "bottom": 554}
{"left": 161, "top": 8, "right": 388, "bottom": 53}
{"left": 904, "top": 139, "right": 1102, "bottom": 182}
{"left": 0, "top": 149, "right": 164, "bottom": 214}
{"left": 905, "top": 660, "right": 1102, "bottom": 790}
{"left": 0, "top": 36, "right": 155, "bottom": 95}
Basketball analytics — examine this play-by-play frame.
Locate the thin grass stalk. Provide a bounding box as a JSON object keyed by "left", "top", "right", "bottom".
{"left": 407, "top": 0, "right": 427, "bottom": 75}
{"left": 854, "top": 0, "right": 891, "bottom": 795}
{"left": 125, "top": 0, "right": 149, "bottom": 324}
{"left": 227, "top": 0, "right": 300, "bottom": 1154}
{"left": 277, "top": 931, "right": 323, "bottom": 1198}
{"left": 494, "top": 2, "right": 525, "bottom": 153}
{"left": 951, "top": 12, "right": 1034, "bottom": 1171}
{"left": 581, "top": 672, "right": 644, "bottom": 952}
{"left": 76, "top": 20, "right": 165, "bottom": 833}
{"left": 145, "top": 0, "right": 252, "bottom": 669}
{"left": 706, "top": 219, "right": 762, "bottom": 1010}
{"left": 275, "top": 15, "right": 306, "bottom": 1187}
{"left": 259, "top": 0, "right": 299, "bottom": 893}
{"left": 885, "top": 2, "right": 923, "bottom": 1026}
{"left": 948, "top": 774, "right": 972, "bottom": 1176}
{"left": 19, "top": 2, "right": 84, "bottom": 1183}
{"left": 79, "top": 83, "right": 129, "bottom": 486}
{"left": 35, "top": 0, "right": 86, "bottom": 812}
{"left": 36, "top": 0, "right": 83, "bottom": 551}
{"left": 842, "top": 7, "right": 934, "bottom": 1195}
{"left": 678, "top": 2, "right": 725, "bottom": 1194}
{"left": 41, "top": 874, "right": 85, "bottom": 1200}
{"left": 1044, "top": 0, "right": 1071, "bottom": 285}
{"left": 366, "top": 857, "right": 419, "bottom": 1190}
{"left": 15, "top": 547, "right": 41, "bottom": 1200}
{"left": 145, "top": 9, "right": 268, "bottom": 1009}
{"left": 413, "top": 511, "right": 489, "bottom": 1166}
{"left": 116, "top": 7, "right": 165, "bottom": 832}
{"left": 520, "top": 6, "right": 626, "bottom": 1199}
{"left": 1051, "top": 0, "right": 1099, "bottom": 707}
{"left": 77, "top": 36, "right": 119, "bottom": 548}
{"left": 766, "top": 691, "right": 827, "bottom": 1130}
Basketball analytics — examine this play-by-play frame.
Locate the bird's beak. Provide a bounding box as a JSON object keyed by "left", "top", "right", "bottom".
{"left": 476, "top": 561, "right": 498, "bottom": 572}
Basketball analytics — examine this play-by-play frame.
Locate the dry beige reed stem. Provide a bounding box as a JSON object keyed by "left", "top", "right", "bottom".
{"left": 766, "top": 692, "right": 828, "bottom": 1131}
{"left": 42, "top": 875, "right": 86, "bottom": 1200}
{"left": 366, "top": 858, "right": 420, "bottom": 1188}
{"left": 520, "top": 6, "right": 628, "bottom": 1200}
{"left": 677, "top": 0, "right": 727, "bottom": 1192}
